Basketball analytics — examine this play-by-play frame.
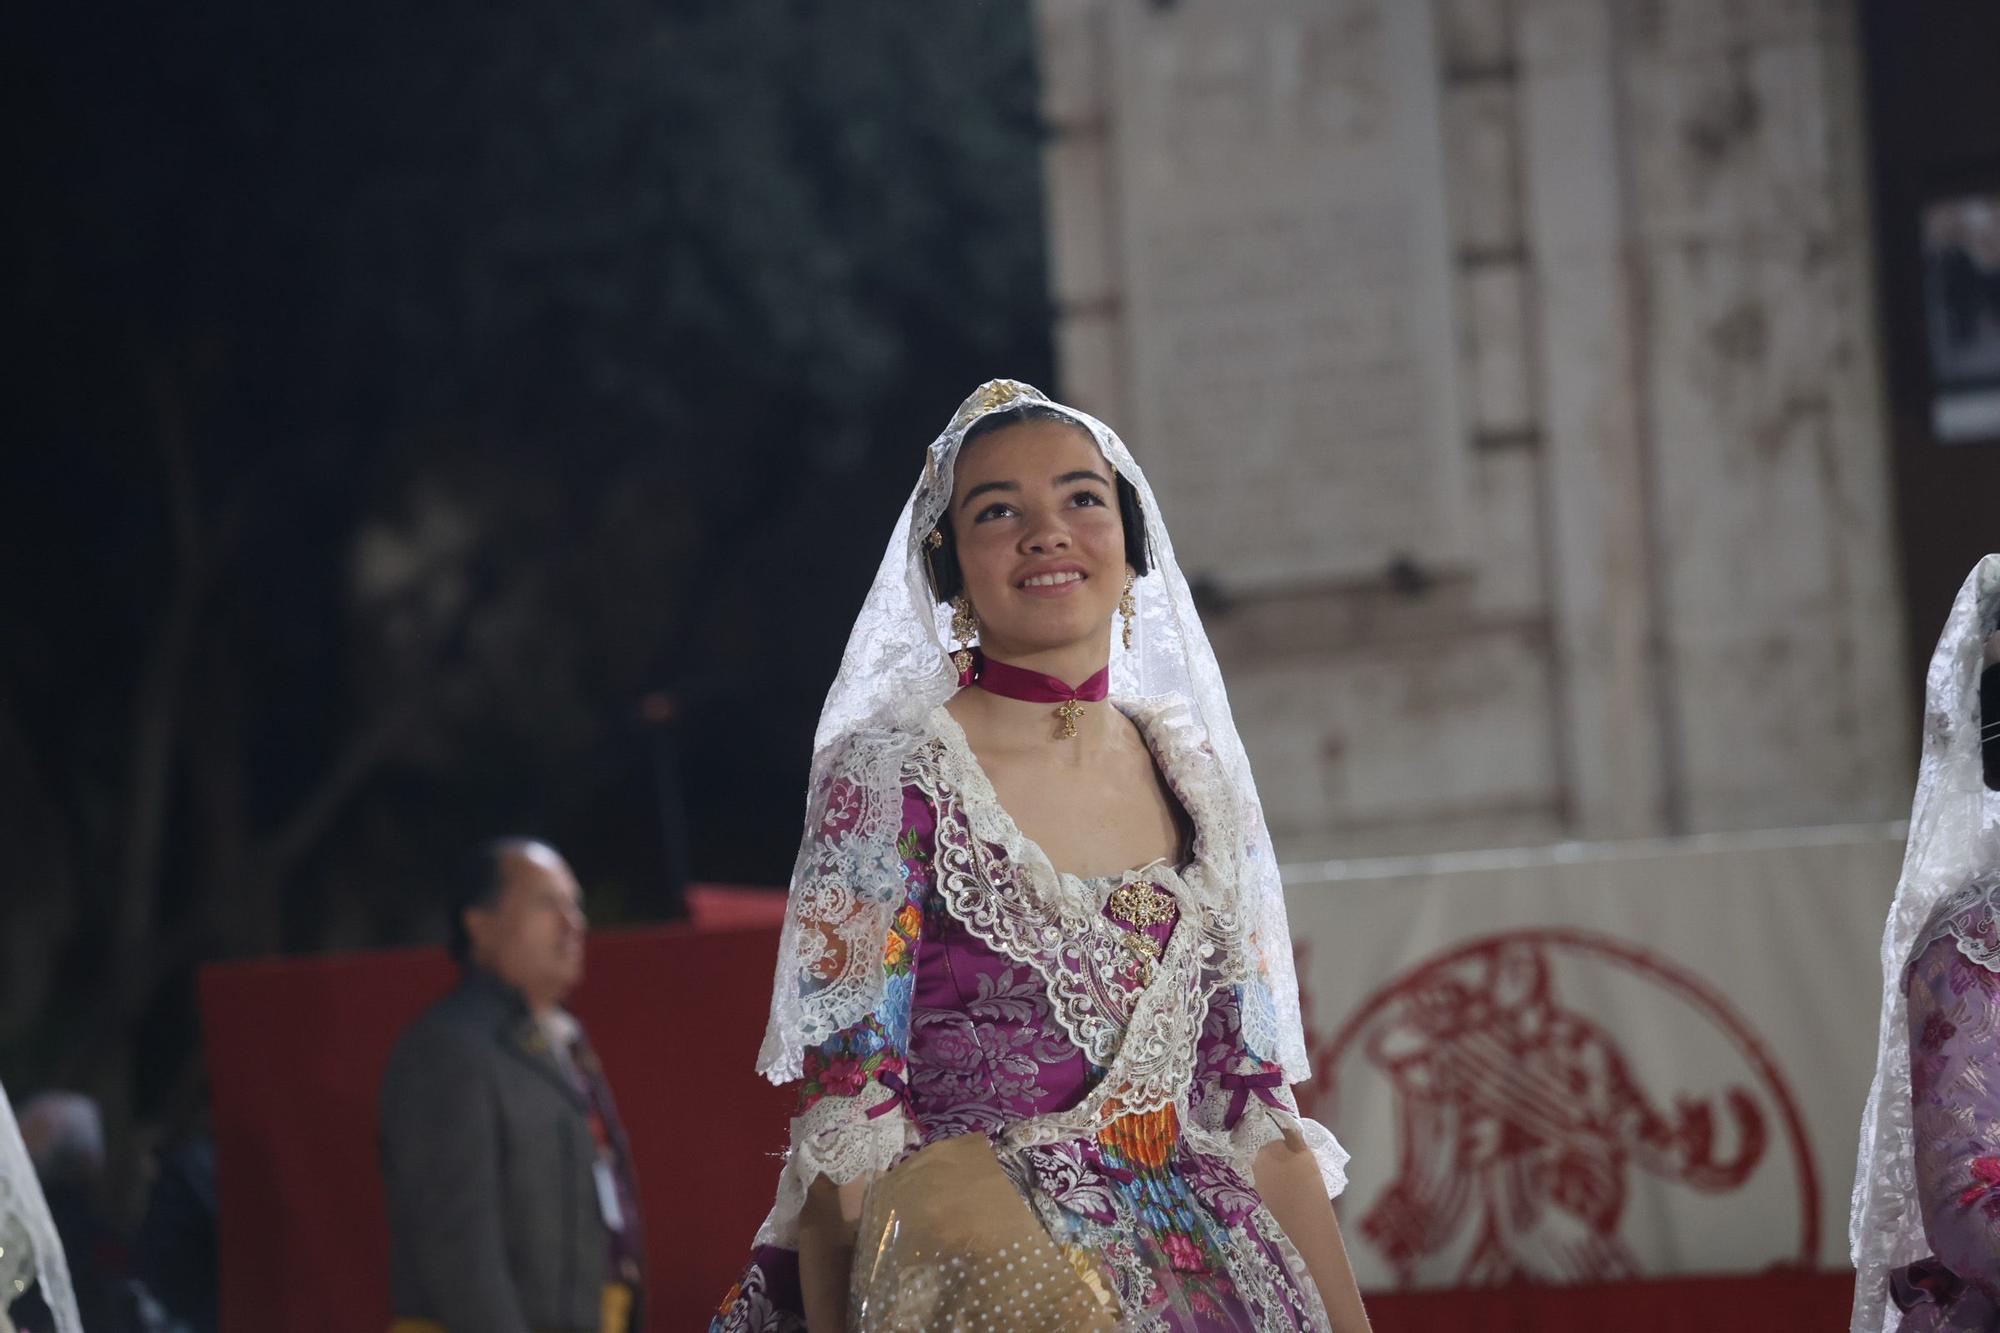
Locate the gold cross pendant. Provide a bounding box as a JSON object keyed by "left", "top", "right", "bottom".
{"left": 1055, "top": 697, "right": 1086, "bottom": 739}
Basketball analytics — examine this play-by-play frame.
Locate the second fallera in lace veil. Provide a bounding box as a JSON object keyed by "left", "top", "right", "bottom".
{"left": 755, "top": 379, "right": 1312, "bottom": 1093}
{"left": 1850, "top": 553, "right": 2000, "bottom": 1333}
{"left": 0, "top": 1079, "right": 82, "bottom": 1333}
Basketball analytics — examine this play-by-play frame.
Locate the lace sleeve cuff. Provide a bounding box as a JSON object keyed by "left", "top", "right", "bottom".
{"left": 1294, "top": 1114, "right": 1351, "bottom": 1199}
{"left": 791, "top": 1078, "right": 920, "bottom": 1187}
{"left": 1194, "top": 1063, "right": 1351, "bottom": 1200}
{"left": 754, "top": 1080, "right": 921, "bottom": 1250}
{"left": 1230, "top": 1101, "right": 1351, "bottom": 1200}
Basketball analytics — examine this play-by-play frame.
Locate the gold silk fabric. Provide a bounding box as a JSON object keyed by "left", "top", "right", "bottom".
{"left": 850, "top": 1131, "right": 1119, "bottom": 1332}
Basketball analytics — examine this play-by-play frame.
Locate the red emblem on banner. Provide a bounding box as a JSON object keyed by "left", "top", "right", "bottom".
{"left": 1299, "top": 930, "right": 1818, "bottom": 1287}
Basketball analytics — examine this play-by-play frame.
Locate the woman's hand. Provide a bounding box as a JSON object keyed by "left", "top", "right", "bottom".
{"left": 1254, "top": 1129, "right": 1373, "bottom": 1333}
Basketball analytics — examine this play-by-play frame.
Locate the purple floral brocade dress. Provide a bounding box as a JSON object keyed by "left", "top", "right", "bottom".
{"left": 712, "top": 703, "right": 1346, "bottom": 1332}
{"left": 1893, "top": 880, "right": 2000, "bottom": 1333}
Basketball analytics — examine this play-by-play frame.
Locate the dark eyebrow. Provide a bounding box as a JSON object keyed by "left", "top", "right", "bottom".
{"left": 958, "top": 470, "right": 1110, "bottom": 511}
{"left": 959, "top": 479, "right": 1019, "bottom": 511}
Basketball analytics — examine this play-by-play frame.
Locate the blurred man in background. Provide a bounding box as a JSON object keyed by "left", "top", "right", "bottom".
{"left": 378, "top": 839, "right": 644, "bottom": 1333}
{"left": 131, "top": 1124, "right": 218, "bottom": 1333}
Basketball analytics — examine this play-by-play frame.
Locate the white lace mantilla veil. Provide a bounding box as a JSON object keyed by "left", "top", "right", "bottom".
{"left": 0, "top": 1079, "right": 81, "bottom": 1333}
{"left": 754, "top": 379, "right": 1312, "bottom": 1093}
{"left": 1851, "top": 553, "right": 2000, "bottom": 1333}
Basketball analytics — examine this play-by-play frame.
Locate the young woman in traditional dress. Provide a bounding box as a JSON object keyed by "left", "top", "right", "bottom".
{"left": 712, "top": 381, "right": 1370, "bottom": 1332}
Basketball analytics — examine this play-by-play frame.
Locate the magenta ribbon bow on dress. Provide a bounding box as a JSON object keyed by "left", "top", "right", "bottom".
{"left": 1218, "top": 1069, "right": 1286, "bottom": 1130}
{"left": 1891, "top": 1257, "right": 1966, "bottom": 1313}
{"left": 865, "top": 1069, "right": 921, "bottom": 1132}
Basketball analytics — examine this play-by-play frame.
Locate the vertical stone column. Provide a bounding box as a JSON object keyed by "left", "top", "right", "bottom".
{"left": 1516, "top": 0, "right": 1674, "bottom": 837}
{"left": 1035, "top": 0, "right": 1128, "bottom": 427}
{"left": 1610, "top": 0, "right": 1908, "bottom": 830}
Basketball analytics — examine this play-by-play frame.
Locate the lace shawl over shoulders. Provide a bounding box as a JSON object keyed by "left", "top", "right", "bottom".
{"left": 756, "top": 720, "right": 934, "bottom": 1081}
{"left": 919, "top": 694, "right": 1256, "bottom": 962}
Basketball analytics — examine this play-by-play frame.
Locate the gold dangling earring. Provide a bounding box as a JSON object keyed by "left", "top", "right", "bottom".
{"left": 951, "top": 594, "right": 978, "bottom": 677}
{"left": 1119, "top": 572, "right": 1137, "bottom": 651}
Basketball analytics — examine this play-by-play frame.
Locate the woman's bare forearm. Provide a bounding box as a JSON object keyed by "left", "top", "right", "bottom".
{"left": 797, "top": 1231, "right": 852, "bottom": 1332}
{"left": 797, "top": 1175, "right": 870, "bottom": 1332}
{"left": 1254, "top": 1133, "right": 1372, "bottom": 1333}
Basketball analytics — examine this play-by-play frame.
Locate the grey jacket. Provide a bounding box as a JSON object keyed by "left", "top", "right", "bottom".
{"left": 378, "top": 967, "right": 609, "bottom": 1333}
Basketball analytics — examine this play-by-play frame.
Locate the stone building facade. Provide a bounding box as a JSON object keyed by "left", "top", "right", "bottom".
{"left": 1035, "top": 0, "right": 1910, "bottom": 860}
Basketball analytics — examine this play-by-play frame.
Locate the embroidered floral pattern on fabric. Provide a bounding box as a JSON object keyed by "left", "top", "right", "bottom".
{"left": 1894, "top": 936, "right": 2000, "bottom": 1319}
{"left": 710, "top": 1251, "right": 804, "bottom": 1333}
{"left": 1955, "top": 1158, "right": 2000, "bottom": 1217}
{"left": 798, "top": 1015, "right": 904, "bottom": 1112}
{"left": 908, "top": 961, "right": 1073, "bottom": 1140}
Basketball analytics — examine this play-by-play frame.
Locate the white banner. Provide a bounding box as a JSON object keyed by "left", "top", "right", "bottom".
{"left": 1285, "top": 824, "right": 1903, "bottom": 1290}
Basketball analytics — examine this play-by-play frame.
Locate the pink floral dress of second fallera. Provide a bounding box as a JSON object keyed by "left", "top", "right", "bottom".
{"left": 1891, "top": 874, "right": 2000, "bottom": 1332}
{"left": 711, "top": 698, "right": 1349, "bottom": 1332}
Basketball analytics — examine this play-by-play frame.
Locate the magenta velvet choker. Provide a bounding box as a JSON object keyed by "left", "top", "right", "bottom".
{"left": 967, "top": 649, "right": 1110, "bottom": 739}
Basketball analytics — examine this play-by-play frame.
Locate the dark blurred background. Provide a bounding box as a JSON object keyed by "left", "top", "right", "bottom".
{"left": 5, "top": 0, "right": 1050, "bottom": 1178}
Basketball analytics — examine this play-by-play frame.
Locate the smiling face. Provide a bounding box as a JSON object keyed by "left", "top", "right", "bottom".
{"left": 947, "top": 416, "right": 1128, "bottom": 660}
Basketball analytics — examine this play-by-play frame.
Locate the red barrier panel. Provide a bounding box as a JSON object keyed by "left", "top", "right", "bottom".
{"left": 203, "top": 920, "right": 1858, "bottom": 1331}
{"left": 201, "top": 922, "right": 793, "bottom": 1333}
{"left": 1365, "top": 1269, "right": 1853, "bottom": 1332}
{"left": 684, "top": 885, "right": 788, "bottom": 930}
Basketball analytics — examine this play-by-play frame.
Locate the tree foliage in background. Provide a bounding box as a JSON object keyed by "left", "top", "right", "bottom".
{"left": 2, "top": 0, "right": 1051, "bottom": 1157}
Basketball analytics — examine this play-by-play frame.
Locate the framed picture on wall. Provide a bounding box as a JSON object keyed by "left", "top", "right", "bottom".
{"left": 1921, "top": 189, "right": 2000, "bottom": 443}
